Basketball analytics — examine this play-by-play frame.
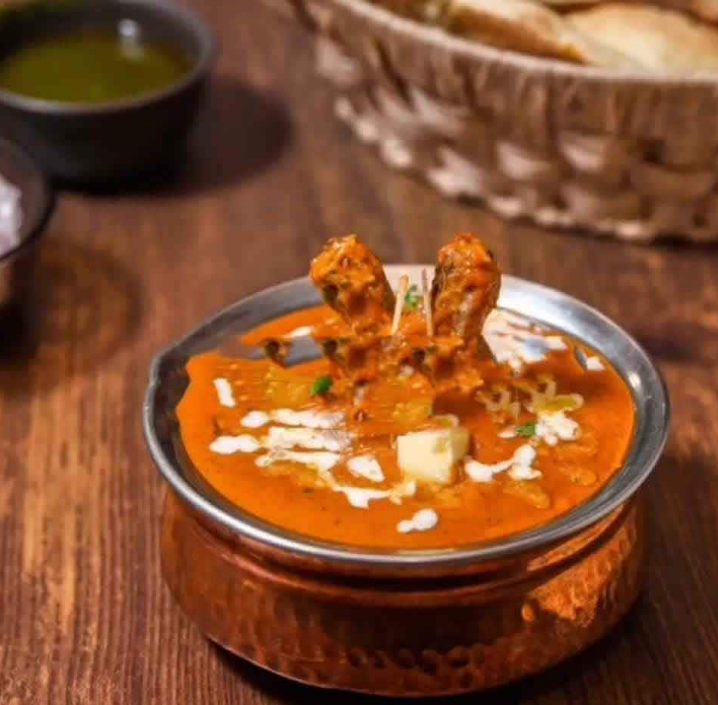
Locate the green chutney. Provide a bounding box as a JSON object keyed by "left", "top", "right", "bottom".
{"left": 0, "top": 28, "right": 191, "bottom": 103}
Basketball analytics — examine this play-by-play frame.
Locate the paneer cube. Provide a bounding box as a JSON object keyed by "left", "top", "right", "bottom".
{"left": 397, "top": 426, "right": 470, "bottom": 486}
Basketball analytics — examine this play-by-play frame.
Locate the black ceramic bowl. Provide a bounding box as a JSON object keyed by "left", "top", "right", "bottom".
{"left": 0, "top": 0, "right": 216, "bottom": 185}
{"left": 0, "top": 138, "right": 54, "bottom": 340}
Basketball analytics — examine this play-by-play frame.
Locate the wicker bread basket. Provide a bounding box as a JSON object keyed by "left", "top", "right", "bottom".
{"left": 264, "top": 0, "right": 718, "bottom": 243}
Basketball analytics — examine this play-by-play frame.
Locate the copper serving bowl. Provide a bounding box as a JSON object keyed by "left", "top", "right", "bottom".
{"left": 143, "top": 268, "right": 669, "bottom": 696}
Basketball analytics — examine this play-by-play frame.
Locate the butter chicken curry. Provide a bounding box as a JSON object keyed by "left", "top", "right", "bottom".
{"left": 177, "top": 234, "right": 634, "bottom": 549}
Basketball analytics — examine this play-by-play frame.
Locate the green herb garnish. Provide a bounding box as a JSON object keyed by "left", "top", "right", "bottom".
{"left": 515, "top": 422, "right": 537, "bottom": 438}
{"left": 404, "top": 285, "right": 420, "bottom": 310}
{"left": 311, "top": 375, "right": 333, "bottom": 397}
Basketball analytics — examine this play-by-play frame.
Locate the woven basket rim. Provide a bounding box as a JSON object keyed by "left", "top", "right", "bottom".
{"left": 329, "top": 0, "right": 718, "bottom": 87}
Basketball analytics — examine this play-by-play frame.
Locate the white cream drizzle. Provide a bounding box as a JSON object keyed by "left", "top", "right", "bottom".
{"left": 508, "top": 463, "right": 542, "bottom": 481}
{"left": 483, "top": 311, "right": 568, "bottom": 372}
{"left": 464, "top": 444, "right": 540, "bottom": 483}
{"left": 498, "top": 374, "right": 584, "bottom": 448}
{"left": 240, "top": 410, "right": 270, "bottom": 428}
{"left": 256, "top": 449, "right": 340, "bottom": 474}
{"left": 286, "top": 325, "right": 313, "bottom": 339}
{"left": 270, "top": 408, "right": 344, "bottom": 429}
{"left": 500, "top": 411, "right": 581, "bottom": 447}
{"left": 546, "top": 336, "right": 568, "bottom": 351}
{"left": 586, "top": 356, "right": 605, "bottom": 372}
{"left": 331, "top": 479, "right": 416, "bottom": 509}
{"left": 575, "top": 347, "right": 606, "bottom": 373}
{"left": 397, "top": 508, "right": 439, "bottom": 534}
{"left": 347, "top": 455, "right": 385, "bottom": 482}
{"left": 399, "top": 364, "right": 414, "bottom": 378}
{"left": 210, "top": 435, "right": 261, "bottom": 455}
{"left": 208, "top": 405, "right": 412, "bottom": 508}
{"left": 249, "top": 441, "right": 414, "bottom": 509}
{"left": 266, "top": 426, "right": 352, "bottom": 452}
{"left": 211, "top": 425, "right": 350, "bottom": 455}
{"left": 535, "top": 411, "right": 580, "bottom": 446}
{"left": 335, "top": 486, "right": 391, "bottom": 509}
{"left": 213, "top": 378, "right": 236, "bottom": 408}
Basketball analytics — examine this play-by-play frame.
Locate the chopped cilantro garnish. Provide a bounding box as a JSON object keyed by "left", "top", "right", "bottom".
{"left": 311, "top": 375, "right": 333, "bottom": 397}
{"left": 404, "top": 285, "right": 420, "bottom": 310}
{"left": 515, "top": 422, "right": 537, "bottom": 438}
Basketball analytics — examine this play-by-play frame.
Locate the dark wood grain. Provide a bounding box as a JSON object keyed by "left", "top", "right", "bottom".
{"left": 0, "top": 0, "right": 717, "bottom": 702}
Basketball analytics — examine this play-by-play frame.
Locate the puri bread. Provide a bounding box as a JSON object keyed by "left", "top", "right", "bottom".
{"left": 445, "top": 0, "right": 640, "bottom": 67}
{"left": 570, "top": 3, "right": 718, "bottom": 73}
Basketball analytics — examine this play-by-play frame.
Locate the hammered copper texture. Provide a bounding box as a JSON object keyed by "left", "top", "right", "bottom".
{"left": 161, "top": 492, "right": 647, "bottom": 696}
{"left": 262, "top": 0, "right": 718, "bottom": 243}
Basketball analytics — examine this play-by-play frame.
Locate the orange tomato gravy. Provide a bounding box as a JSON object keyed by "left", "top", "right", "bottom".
{"left": 177, "top": 306, "right": 635, "bottom": 549}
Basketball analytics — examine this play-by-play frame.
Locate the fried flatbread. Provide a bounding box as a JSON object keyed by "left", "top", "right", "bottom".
{"left": 570, "top": 3, "right": 718, "bottom": 72}
{"left": 444, "top": 0, "right": 639, "bottom": 67}
{"left": 364, "top": 0, "right": 448, "bottom": 22}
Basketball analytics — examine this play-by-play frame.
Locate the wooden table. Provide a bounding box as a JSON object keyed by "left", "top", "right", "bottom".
{"left": 1, "top": 1, "right": 717, "bottom": 703}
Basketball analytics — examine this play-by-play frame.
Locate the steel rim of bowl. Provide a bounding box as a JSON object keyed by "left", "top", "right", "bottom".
{"left": 0, "top": 137, "right": 55, "bottom": 265}
{"left": 0, "top": 0, "right": 218, "bottom": 116}
{"left": 332, "top": 0, "right": 718, "bottom": 86}
{"left": 143, "top": 269, "right": 670, "bottom": 570}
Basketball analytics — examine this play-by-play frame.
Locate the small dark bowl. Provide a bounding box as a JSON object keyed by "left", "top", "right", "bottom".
{"left": 0, "top": 0, "right": 217, "bottom": 185}
{"left": 0, "top": 138, "right": 54, "bottom": 343}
